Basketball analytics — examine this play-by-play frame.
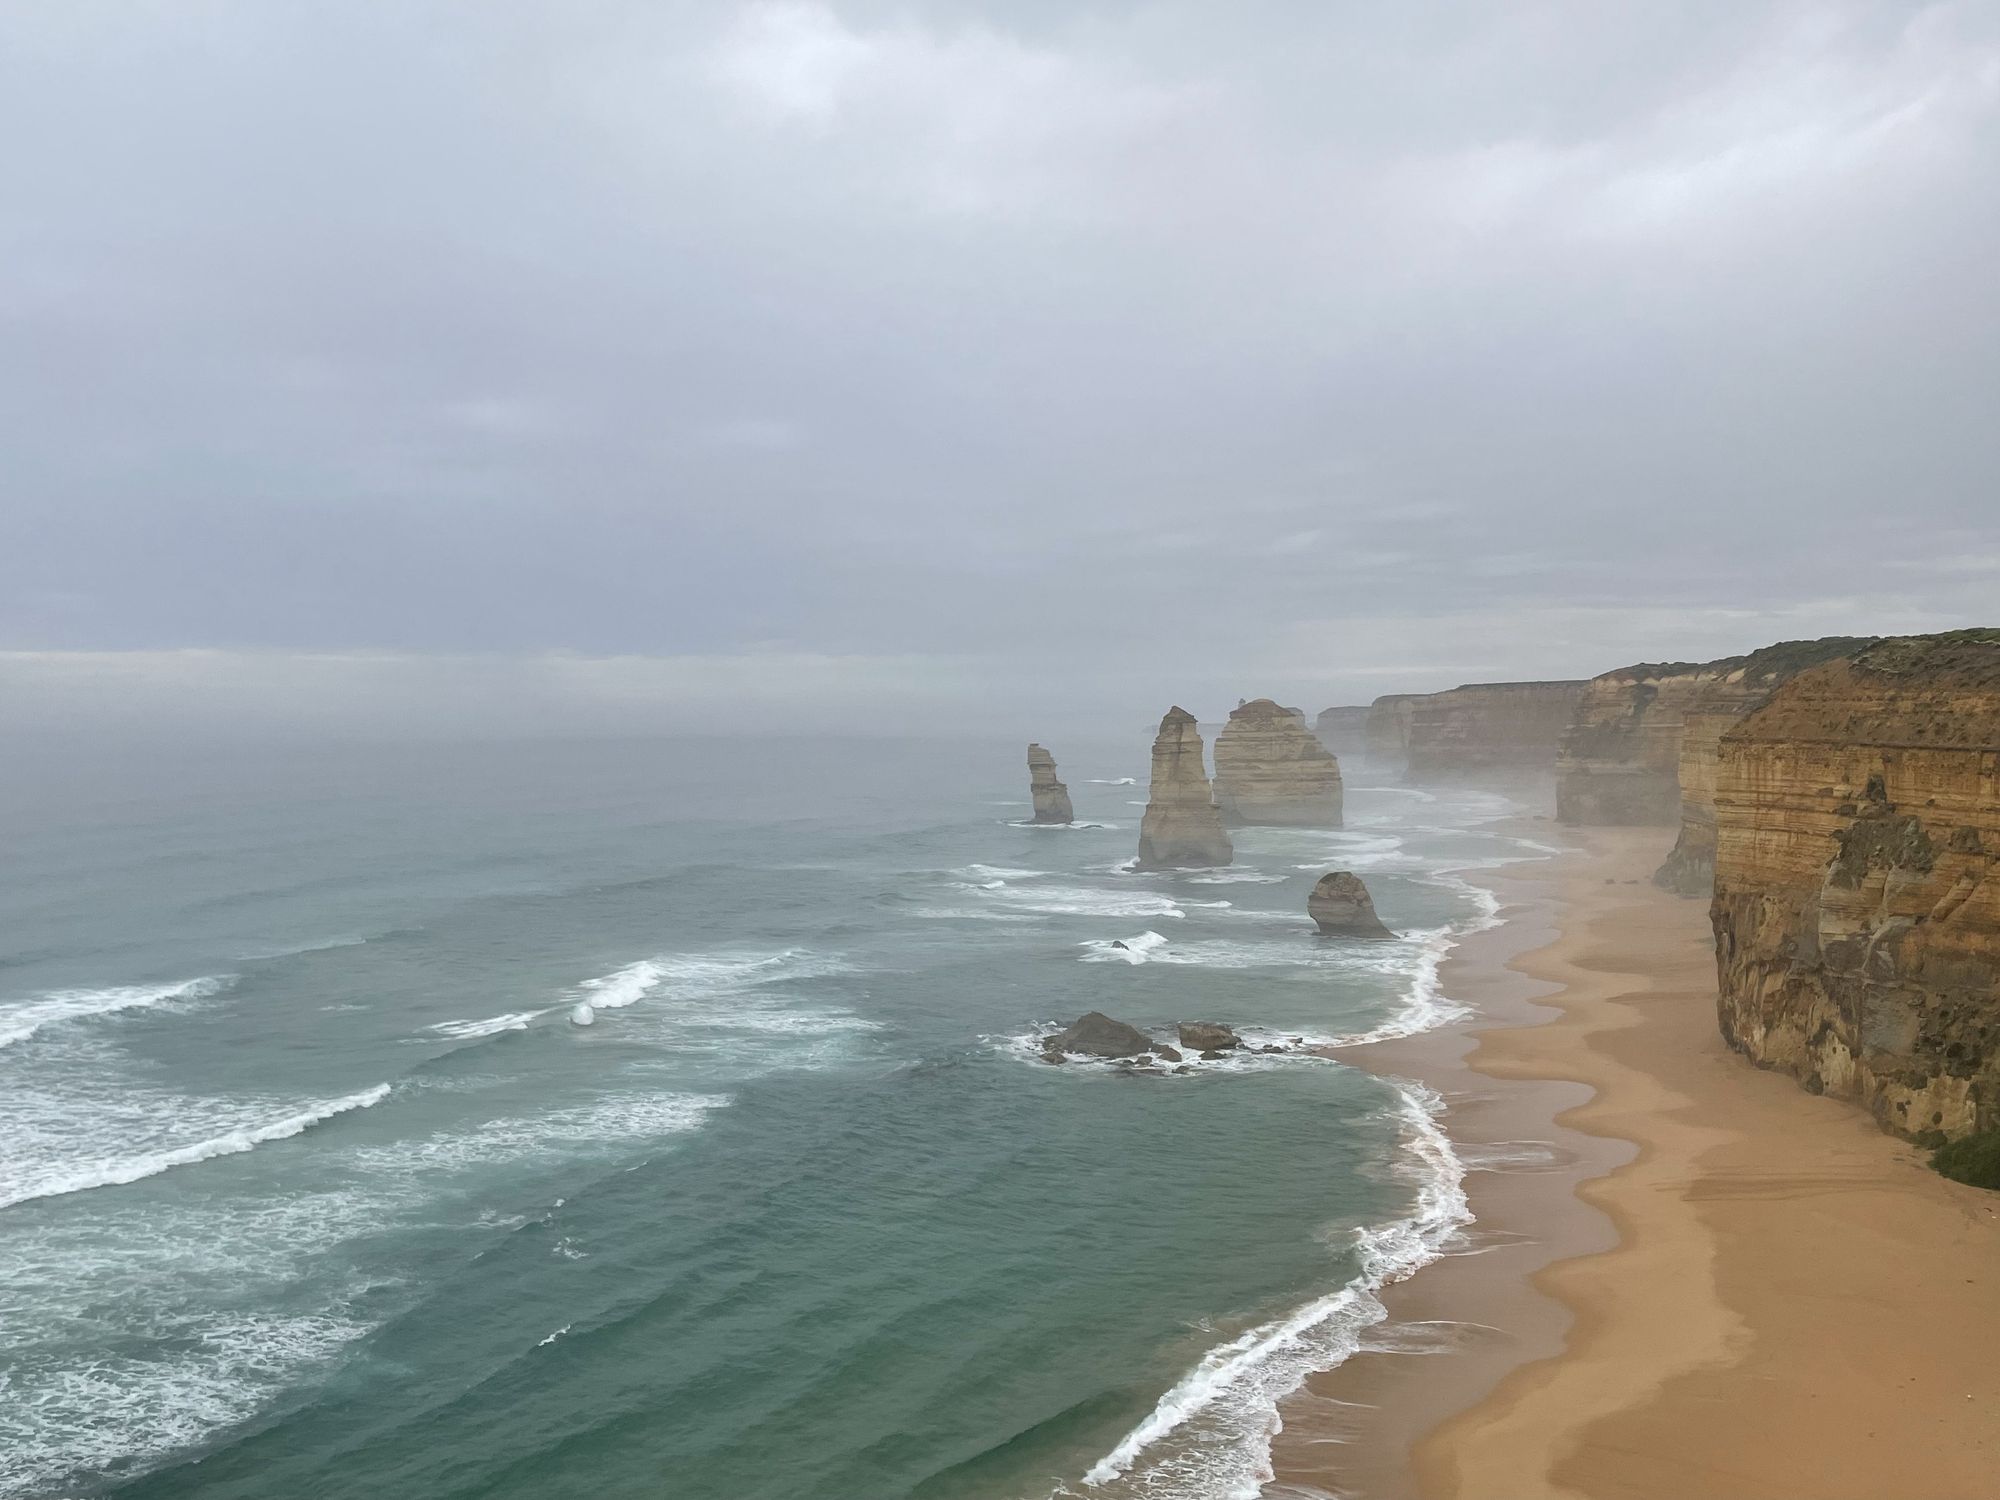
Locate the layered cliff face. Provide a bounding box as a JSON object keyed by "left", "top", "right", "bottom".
{"left": 1364, "top": 693, "right": 1428, "bottom": 769}
{"left": 1026, "top": 743, "right": 1073, "bottom": 824}
{"left": 1558, "top": 638, "right": 1872, "bottom": 845}
{"left": 1711, "top": 633, "right": 2000, "bottom": 1142}
{"left": 1212, "top": 699, "right": 1344, "bottom": 826}
{"left": 1135, "top": 707, "right": 1233, "bottom": 870}
{"left": 1313, "top": 705, "right": 1370, "bottom": 758}
{"left": 1404, "top": 681, "right": 1586, "bottom": 781}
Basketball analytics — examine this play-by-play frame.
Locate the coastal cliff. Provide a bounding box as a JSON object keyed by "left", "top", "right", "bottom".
{"left": 1135, "top": 708, "right": 1233, "bottom": 870}
{"left": 1213, "top": 699, "right": 1343, "bottom": 826}
{"left": 1557, "top": 641, "right": 1871, "bottom": 886}
{"left": 1404, "top": 681, "right": 1586, "bottom": 781}
{"left": 1710, "top": 632, "right": 2000, "bottom": 1141}
{"left": 1026, "top": 744, "right": 1073, "bottom": 824}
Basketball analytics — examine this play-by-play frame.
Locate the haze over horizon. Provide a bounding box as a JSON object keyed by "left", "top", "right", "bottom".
{"left": 6, "top": 1, "right": 1998, "bottom": 739}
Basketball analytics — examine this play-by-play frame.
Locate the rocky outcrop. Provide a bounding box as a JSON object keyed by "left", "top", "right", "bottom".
{"left": 1405, "top": 681, "right": 1586, "bottom": 781}
{"left": 1309, "top": 871, "right": 1393, "bottom": 937}
{"left": 1135, "top": 708, "right": 1233, "bottom": 870}
{"left": 1364, "top": 693, "right": 1428, "bottom": 769}
{"left": 1557, "top": 638, "right": 1872, "bottom": 839}
{"left": 1212, "top": 699, "right": 1344, "bottom": 826}
{"left": 1027, "top": 743, "right": 1074, "bottom": 824}
{"left": 1178, "top": 1021, "right": 1243, "bottom": 1052}
{"left": 1711, "top": 632, "right": 2000, "bottom": 1142}
{"left": 1042, "top": 1012, "right": 1156, "bottom": 1059}
{"left": 1314, "top": 705, "right": 1370, "bottom": 758}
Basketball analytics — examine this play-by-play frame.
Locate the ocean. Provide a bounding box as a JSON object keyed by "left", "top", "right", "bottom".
{"left": 0, "top": 735, "right": 1549, "bottom": 1500}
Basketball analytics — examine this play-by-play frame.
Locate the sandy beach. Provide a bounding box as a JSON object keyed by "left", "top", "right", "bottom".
{"left": 1272, "top": 824, "right": 2000, "bottom": 1500}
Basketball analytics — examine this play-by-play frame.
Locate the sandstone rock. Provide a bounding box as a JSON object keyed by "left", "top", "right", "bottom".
{"left": 1711, "top": 631, "right": 2000, "bottom": 1142}
{"left": 1043, "top": 1011, "right": 1157, "bottom": 1059}
{"left": 1555, "top": 639, "right": 1872, "bottom": 856}
{"left": 1027, "top": 743, "right": 1074, "bottom": 824}
{"left": 1309, "top": 870, "right": 1393, "bottom": 937}
{"left": 1135, "top": 708, "right": 1233, "bottom": 870}
{"left": 1212, "top": 699, "right": 1344, "bottom": 826}
{"left": 1177, "top": 1021, "right": 1242, "bottom": 1051}
{"left": 1314, "top": 705, "right": 1371, "bottom": 758}
{"left": 1405, "top": 681, "right": 1587, "bottom": 782}
{"left": 1155, "top": 1044, "right": 1184, "bottom": 1063}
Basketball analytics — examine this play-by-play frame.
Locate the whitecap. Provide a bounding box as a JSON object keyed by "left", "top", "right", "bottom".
{"left": 1077, "top": 931, "right": 1170, "bottom": 964}
{"left": 1184, "top": 869, "right": 1288, "bottom": 885}
{"left": 1086, "top": 777, "right": 1138, "bottom": 785}
{"left": 0, "top": 975, "right": 233, "bottom": 1050}
{"left": 0, "top": 1084, "right": 392, "bottom": 1211}
{"left": 428, "top": 1011, "right": 541, "bottom": 1039}
{"left": 1074, "top": 1082, "right": 1469, "bottom": 1496}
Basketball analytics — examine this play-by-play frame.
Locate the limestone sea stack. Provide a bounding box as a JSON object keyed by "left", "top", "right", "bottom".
{"left": 1309, "top": 871, "right": 1393, "bottom": 937}
{"left": 1711, "top": 631, "right": 2000, "bottom": 1142}
{"left": 1364, "top": 693, "right": 1428, "bottom": 771}
{"left": 1313, "top": 705, "right": 1370, "bottom": 758}
{"left": 1212, "top": 699, "right": 1344, "bottom": 826}
{"left": 1026, "top": 743, "right": 1074, "bottom": 824}
{"left": 1135, "top": 707, "right": 1233, "bottom": 870}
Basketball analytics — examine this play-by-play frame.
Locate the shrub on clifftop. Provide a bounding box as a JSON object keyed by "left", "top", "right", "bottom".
{"left": 1931, "top": 1130, "right": 2000, "bottom": 1190}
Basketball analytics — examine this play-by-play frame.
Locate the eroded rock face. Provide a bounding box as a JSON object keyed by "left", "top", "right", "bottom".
{"left": 1042, "top": 1012, "right": 1155, "bottom": 1059}
{"left": 1309, "top": 871, "right": 1393, "bottom": 937}
{"left": 1710, "top": 632, "right": 2000, "bottom": 1141}
{"left": 1314, "top": 705, "right": 1370, "bottom": 758}
{"left": 1405, "top": 681, "right": 1586, "bottom": 781}
{"left": 1135, "top": 707, "right": 1233, "bottom": 870}
{"left": 1557, "top": 638, "right": 1872, "bottom": 841}
{"left": 1364, "top": 693, "right": 1429, "bottom": 770}
{"left": 1027, "top": 743, "right": 1074, "bottom": 824}
{"left": 1177, "top": 1021, "right": 1242, "bottom": 1051}
{"left": 1212, "top": 699, "right": 1344, "bottom": 827}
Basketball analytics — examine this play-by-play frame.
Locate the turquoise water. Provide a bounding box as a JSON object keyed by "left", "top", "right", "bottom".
{"left": 0, "top": 737, "right": 1540, "bottom": 1499}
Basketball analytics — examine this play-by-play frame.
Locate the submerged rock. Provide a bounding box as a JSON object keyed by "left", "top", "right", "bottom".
{"left": 1308, "top": 871, "right": 1393, "bottom": 937}
{"left": 1042, "top": 1011, "right": 1156, "bottom": 1059}
{"left": 1027, "top": 743, "right": 1075, "bottom": 824}
{"left": 1177, "top": 1021, "right": 1243, "bottom": 1052}
{"left": 1212, "top": 699, "right": 1344, "bottom": 826}
{"left": 1135, "top": 707, "right": 1233, "bottom": 870}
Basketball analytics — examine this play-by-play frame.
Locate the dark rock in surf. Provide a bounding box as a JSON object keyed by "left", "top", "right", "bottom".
{"left": 1177, "top": 1021, "right": 1243, "bottom": 1052}
{"left": 1043, "top": 1011, "right": 1156, "bottom": 1059}
{"left": 1308, "top": 871, "right": 1394, "bottom": 938}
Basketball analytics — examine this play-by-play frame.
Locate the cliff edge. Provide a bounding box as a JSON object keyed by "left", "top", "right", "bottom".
{"left": 1711, "top": 631, "right": 2000, "bottom": 1142}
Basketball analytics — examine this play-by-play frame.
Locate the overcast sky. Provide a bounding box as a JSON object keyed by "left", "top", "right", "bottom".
{"left": 4, "top": 1, "right": 1997, "bottom": 738}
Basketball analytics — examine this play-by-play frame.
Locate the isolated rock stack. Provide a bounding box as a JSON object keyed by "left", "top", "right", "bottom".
{"left": 1135, "top": 707, "right": 1233, "bottom": 870}
{"left": 1026, "top": 743, "right": 1074, "bottom": 824}
{"left": 1308, "top": 871, "right": 1393, "bottom": 937}
{"left": 1212, "top": 699, "right": 1344, "bottom": 826}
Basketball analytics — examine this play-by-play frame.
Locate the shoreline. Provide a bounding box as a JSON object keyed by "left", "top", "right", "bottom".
{"left": 1272, "top": 823, "right": 2000, "bottom": 1498}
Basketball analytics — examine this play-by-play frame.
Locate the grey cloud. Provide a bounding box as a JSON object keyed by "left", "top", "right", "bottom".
{"left": 2, "top": 1, "right": 1996, "bottom": 736}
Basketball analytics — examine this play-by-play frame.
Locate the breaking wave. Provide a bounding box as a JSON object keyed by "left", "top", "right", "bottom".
{"left": 0, "top": 976, "right": 234, "bottom": 1051}
{"left": 0, "top": 1084, "right": 392, "bottom": 1211}
{"left": 1067, "top": 1082, "right": 1469, "bottom": 1497}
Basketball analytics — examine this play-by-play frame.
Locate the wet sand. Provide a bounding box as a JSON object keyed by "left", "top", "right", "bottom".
{"left": 1271, "top": 825, "right": 2000, "bottom": 1499}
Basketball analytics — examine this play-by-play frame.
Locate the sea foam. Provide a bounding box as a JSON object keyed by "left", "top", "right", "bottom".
{"left": 0, "top": 975, "right": 233, "bottom": 1050}
{"left": 1073, "top": 1081, "right": 1470, "bottom": 1497}
{"left": 0, "top": 1084, "right": 392, "bottom": 1210}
